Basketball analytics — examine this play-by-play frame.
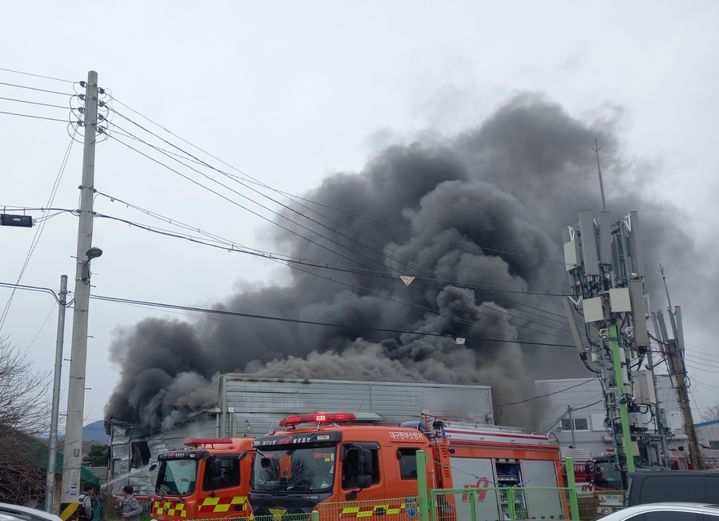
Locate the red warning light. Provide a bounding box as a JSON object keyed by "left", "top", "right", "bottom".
{"left": 279, "top": 412, "right": 356, "bottom": 427}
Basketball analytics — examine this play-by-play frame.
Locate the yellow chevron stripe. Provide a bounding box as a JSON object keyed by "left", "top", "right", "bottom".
{"left": 202, "top": 497, "right": 220, "bottom": 506}
{"left": 341, "top": 507, "right": 360, "bottom": 514}
{"left": 60, "top": 503, "right": 78, "bottom": 521}
{"left": 213, "top": 504, "right": 230, "bottom": 513}
{"left": 230, "top": 496, "right": 246, "bottom": 505}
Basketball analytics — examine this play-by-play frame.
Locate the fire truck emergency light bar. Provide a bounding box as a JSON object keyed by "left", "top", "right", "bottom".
{"left": 279, "top": 412, "right": 356, "bottom": 427}
{"left": 184, "top": 438, "right": 234, "bottom": 446}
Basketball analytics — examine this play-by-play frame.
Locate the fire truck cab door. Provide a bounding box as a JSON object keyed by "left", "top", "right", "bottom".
{"left": 341, "top": 443, "right": 385, "bottom": 501}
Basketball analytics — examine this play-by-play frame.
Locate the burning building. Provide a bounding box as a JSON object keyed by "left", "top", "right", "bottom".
{"left": 104, "top": 94, "right": 698, "bottom": 489}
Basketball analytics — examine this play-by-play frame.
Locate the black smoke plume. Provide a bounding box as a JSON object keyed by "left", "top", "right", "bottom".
{"left": 105, "top": 94, "right": 695, "bottom": 429}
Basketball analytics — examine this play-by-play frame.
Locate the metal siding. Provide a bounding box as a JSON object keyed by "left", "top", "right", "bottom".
{"left": 221, "top": 375, "right": 493, "bottom": 437}
{"left": 449, "top": 457, "right": 500, "bottom": 521}
{"left": 520, "top": 460, "right": 564, "bottom": 518}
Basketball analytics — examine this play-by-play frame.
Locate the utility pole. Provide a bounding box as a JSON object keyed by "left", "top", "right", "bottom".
{"left": 60, "top": 70, "right": 102, "bottom": 511}
{"left": 567, "top": 406, "right": 576, "bottom": 447}
{"left": 45, "top": 275, "right": 68, "bottom": 513}
{"left": 654, "top": 266, "right": 703, "bottom": 469}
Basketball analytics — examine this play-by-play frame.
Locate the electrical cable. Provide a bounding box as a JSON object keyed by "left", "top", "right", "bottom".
{"left": 107, "top": 113, "right": 572, "bottom": 290}
{"left": 0, "top": 96, "right": 69, "bottom": 110}
{"left": 104, "top": 98, "right": 571, "bottom": 271}
{"left": 0, "top": 80, "right": 74, "bottom": 96}
{"left": 0, "top": 110, "right": 68, "bottom": 123}
{"left": 102, "top": 139, "right": 572, "bottom": 299}
{"left": 498, "top": 377, "right": 599, "bottom": 407}
{"left": 101, "top": 96, "right": 574, "bottom": 336}
{"left": 88, "top": 207, "right": 576, "bottom": 341}
{"left": 105, "top": 118, "right": 435, "bottom": 278}
{"left": 107, "top": 132, "right": 395, "bottom": 272}
{"left": 0, "top": 131, "right": 76, "bottom": 331}
{"left": 87, "top": 291, "right": 579, "bottom": 350}
{"left": 23, "top": 302, "right": 56, "bottom": 350}
{"left": 102, "top": 112, "right": 574, "bottom": 340}
{"left": 0, "top": 66, "right": 75, "bottom": 84}
{"left": 109, "top": 113, "right": 572, "bottom": 287}
{"left": 92, "top": 190, "right": 574, "bottom": 338}
{"left": 0, "top": 282, "right": 60, "bottom": 303}
{"left": 91, "top": 189, "right": 575, "bottom": 340}
{"left": 103, "top": 107, "right": 574, "bottom": 342}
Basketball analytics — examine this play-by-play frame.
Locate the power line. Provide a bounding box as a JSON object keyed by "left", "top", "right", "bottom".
{"left": 104, "top": 138, "right": 573, "bottom": 300}
{"left": 498, "top": 377, "right": 599, "bottom": 407}
{"left": 0, "top": 110, "right": 68, "bottom": 123}
{"left": 100, "top": 96, "right": 571, "bottom": 336}
{"left": 88, "top": 292, "right": 578, "bottom": 350}
{"left": 0, "top": 80, "right": 74, "bottom": 96}
{"left": 105, "top": 98, "right": 569, "bottom": 271}
{"left": 106, "top": 117, "right": 429, "bottom": 276}
{"left": 89, "top": 189, "right": 574, "bottom": 341}
{"left": 0, "top": 66, "right": 75, "bottom": 84}
{"left": 1, "top": 201, "right": 573, "bottom": 302}
{"left": 0, "top": 132, "right": 76, "bottom": 331}
{"left": 107, "top": 133, "right": 393, "bottom": 272}
{"left": 88, "top": 207, "right": 574, "bottom": 341}
{"left": 0, "top": 96, "right": 69, "bottom": 110}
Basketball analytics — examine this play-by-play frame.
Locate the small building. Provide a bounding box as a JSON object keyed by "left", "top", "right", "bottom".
{"left": 534, "top": 375, "right": 687, "bottom": 464}
{"left": 695, "top": 418, "right": 719, "bottom": 468}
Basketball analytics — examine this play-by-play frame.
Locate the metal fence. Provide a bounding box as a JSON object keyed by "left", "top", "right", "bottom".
{"left": 316, "top": 496, "right": 420, "bottom": 520}
{"left": 429, "top": 485, "right": 574, "bottom": 521}
{"left": 139, "top": 456, "right": 623, "bottom": 521}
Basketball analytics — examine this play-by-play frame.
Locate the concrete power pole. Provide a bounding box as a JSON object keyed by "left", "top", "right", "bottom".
{"left": 655, "top": 303, "right": 704, "bottom": 470}
{"left": 45, "top": 275, "right": 68, "bottom": 513}
{"left": 60, "top": 71, "right": 102, "bottom": 511}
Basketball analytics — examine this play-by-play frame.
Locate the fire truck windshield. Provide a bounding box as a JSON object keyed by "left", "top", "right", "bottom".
{"left": 157, "top": 459, "right": 198, "bottom": 496}
{"left": 252, "top": 446, "right": 336, "bottom": 493}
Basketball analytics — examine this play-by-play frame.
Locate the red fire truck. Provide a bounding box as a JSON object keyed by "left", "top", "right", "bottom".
{"left": 249, "top": 412, "right": 568, "bottom": 521}
{"left": 152, "top": 438, "right": 254, "bottom": 521}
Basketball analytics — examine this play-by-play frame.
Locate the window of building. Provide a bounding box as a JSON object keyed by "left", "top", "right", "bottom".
{"left": 561, "top": 418, "right": 589, "bottom": 431}
{"left": 203, "top": 456, "right": 241, "bottom": 490}
{"left": 397, "top": 448, "right": 419, "bottom": 479}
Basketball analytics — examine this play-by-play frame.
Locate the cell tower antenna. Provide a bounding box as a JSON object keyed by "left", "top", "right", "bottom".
{"left": 658, "top": 264, "right": 673, "bottom": 310}
{"left": 592, "top": 137, "right": 607, "bottom": 210}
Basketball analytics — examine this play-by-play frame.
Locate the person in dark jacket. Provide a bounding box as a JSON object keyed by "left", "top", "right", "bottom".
{"left": 79, "top": 483, "right": 96, "bottom": 521}
{"left": 118, "top": 486, "right": 143, "bottom": 521}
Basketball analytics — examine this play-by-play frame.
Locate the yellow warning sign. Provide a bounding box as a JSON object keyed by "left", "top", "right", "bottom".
{"left": 60, "top": 502, "right": 79, "bottom": 521}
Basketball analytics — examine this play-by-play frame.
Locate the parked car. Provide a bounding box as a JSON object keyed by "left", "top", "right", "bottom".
{"left": 627, "top": 470, "right": 719, "bottom": 505}
{"left": 0, "top": 503, "right": 62, "bottom": 521}
{"left": 598, "top": 502, "right": 719, "bottom": 520}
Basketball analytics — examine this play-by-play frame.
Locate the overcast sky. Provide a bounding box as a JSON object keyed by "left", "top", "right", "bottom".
{"left": 1, "top": 1, "right": 718, "bottom": 425}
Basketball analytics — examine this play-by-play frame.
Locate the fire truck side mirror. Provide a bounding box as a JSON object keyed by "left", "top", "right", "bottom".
{"left": 357, "top": 475, "right": 372, "bottom": 489}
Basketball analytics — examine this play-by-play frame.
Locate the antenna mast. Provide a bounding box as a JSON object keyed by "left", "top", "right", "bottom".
{"left": 593, "top": 137, "right": 607, "bottom": 211}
